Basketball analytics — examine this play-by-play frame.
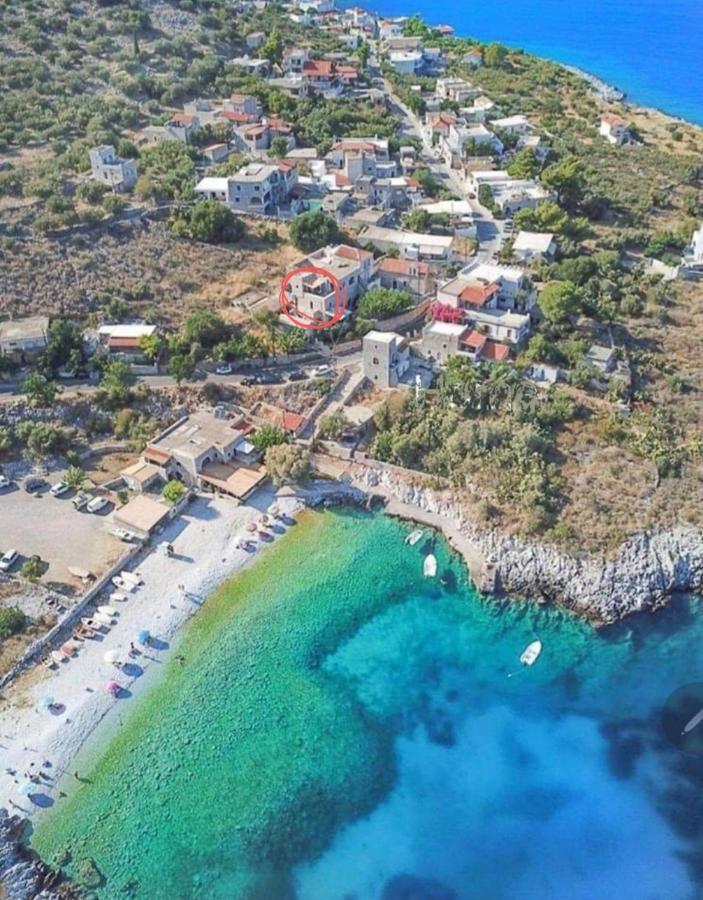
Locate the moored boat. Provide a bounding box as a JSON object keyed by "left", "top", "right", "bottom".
{"left": 405, "top": 529, "right": 424, "bottom": 546}
{"left": 423, "top": 554, "right": 438, "bottom": 577}
{"left": 520, "top": 640, "right": 542, "bottom": 667}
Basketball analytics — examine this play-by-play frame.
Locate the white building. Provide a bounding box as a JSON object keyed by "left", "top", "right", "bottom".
{"left": 362, "top": 331, "right": 410, "bottom": 388}
{"left": 0, "top": 316, "right": 49, "bottom": 357}
{"left": 491, "top": 114, "right": 533, "bottom": 136}
{"left": 599, "top": 114, "right": 630, "bottom": 145}
{"left": 283, "top": 245, "right": 375, "bottom": 324}
{"left": 421, "top": 321, "right": 469, "bottom": 364}
{"left": 358, "top": 225, "right": 455, "bottom": 262}
{"left": 683, "top": 222, "right": 703, "bottom": 267}
{"left": 89, "top": 145, "right": 137, "bottom": 193}
{"left": 388, "top": 50, "right": 424, "bottom": 75}
{"left": 512, "top": 231, "right": 556, "bottom": 263}
{"left": 468, "top": 170, "right": 555, "bottom": 215}
{"left": 194, "top": 163, "right": 298, "bottom": 215}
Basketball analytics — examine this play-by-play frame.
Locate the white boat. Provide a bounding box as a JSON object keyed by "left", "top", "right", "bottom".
{"left": 121, "top": 571, "right": 143, "bottom": 587}
{"left": 423, "top": 554, "right": 438, "bottom": 577}
{"left": 405, "top": 529, "right": 424, "bottom": 546}
{"left": 111, "top": 576, "right": 134, "bottom": 592}
{"left": 520, "top": 640, "right": 542, "bottom": 667}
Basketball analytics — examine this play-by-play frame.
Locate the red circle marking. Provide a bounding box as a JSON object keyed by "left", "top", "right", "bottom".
{"left": 279, "top": 265, "right": 348, "bottom": 331}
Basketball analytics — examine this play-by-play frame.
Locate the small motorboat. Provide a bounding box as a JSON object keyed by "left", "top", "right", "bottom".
{"left": 111, "top": 576, "right": 134, "bottom": 592}
{"left": 520, "top": 640, "right": 542, "bottom": 667}
{"left": 98, "top": 605, "right": 117, "bottom": 617}
{"left": 405, "top": 529, "right": 424, "bottom": 546}
{"left": 423, "top": 554, "right": 438, "bottom": 578}
{"left": 121, "top": 571, "right": 143, "bottom": 587}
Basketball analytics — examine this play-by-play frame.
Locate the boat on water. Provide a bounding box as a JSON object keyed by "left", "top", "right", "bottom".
{"left": 423, "top": 554, "right": 438, "bottom": 577}
{"left": 520, "top": 640, "right": 542, "bottom": 667}
{"left": 405, "top": 529, "right": 424, "bottom": 546}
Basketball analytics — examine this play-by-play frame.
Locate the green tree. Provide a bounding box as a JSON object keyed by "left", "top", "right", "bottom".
{"left": 358, "top": 287, "right": 413, "bottom": 320}
{"left": 540, "top": 155, "right": 587, "bottom": 211}
{"left": 318, "top": 411, "right": 347, "bottom": 440}
{"left": 44, "top": 318, "right": 85, "bottom": 372}
{"left": 265, "top": 443, "right": 311, "bottom": 485}
{"left": 251, "top": 424, "right": 287, "bottom": 451}
{"left": 21, "top": 555, "right": 43, "bottom": 582}
{"left": 162, "top": 479, "right": 186, "bottom": 504}
{"left": 402, "top": 208, "right": 432, "bottom": 232}
{"left": 172, "top": 200, "right": 245, "bottom": 244}
{"left": 0, "top": 607, "right": 27, "bottom": 640}
{"left": 484, "top": 43, "right": 508, "bottom": 67}
{"left": 507, "top": 149, "right": 540, "bottom": 179}
{"left": 137, "top": 333, "right": 164, "bottom": 363}
{"left": 261, "top": 27, "right": 283, "bottom": 63}
{"left": 64, "top": 465, "right": 86, "bottom": 490}
{"left": 288, "top": 210, "right": 341, "bottom": 252}
{"left": 100, "top": 359, "right": 134, "bottom": 406}
{"left": 539, "top": 281, "right": 581, "bottom": 324}
{"left": 168, "top": 353, "right": 196, "bottom": 384}
{"left": 269, "top": 136, "right": 289, "bottom": 159}
{"left": 21, "top": 372, "right": 57, "bottom": 407}
{"left": 183, "top": 310, "right": 229, "bottom": 348}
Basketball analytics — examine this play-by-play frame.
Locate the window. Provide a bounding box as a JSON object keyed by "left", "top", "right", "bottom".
{"left": 372, "top": 357, "right": 379, "bottom": 365}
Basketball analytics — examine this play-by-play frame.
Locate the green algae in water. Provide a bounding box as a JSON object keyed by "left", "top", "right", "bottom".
{"left": 33, "top": 508, "right": 437, "bottom": 899}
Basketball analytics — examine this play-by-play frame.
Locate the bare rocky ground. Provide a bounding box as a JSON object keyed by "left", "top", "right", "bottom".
{"left": 0, "top": 220, "right": 294, "bottom": 326}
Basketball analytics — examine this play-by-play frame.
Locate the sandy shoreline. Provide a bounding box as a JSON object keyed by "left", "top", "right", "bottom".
{"left": 0, "top": 488, "right": 308, "bottom": 820}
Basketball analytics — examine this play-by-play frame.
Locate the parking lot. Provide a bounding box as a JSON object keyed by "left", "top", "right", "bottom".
{"left": 0, "top": 480, "right": 124, "bottom": 591}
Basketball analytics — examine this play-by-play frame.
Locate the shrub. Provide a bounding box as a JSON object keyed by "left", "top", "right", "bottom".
{"left": 358, "top": 287, "right": 413, "bottom": 320}
{"left": 162, "top": 479, "right": 186, "bottom": 504}
{"left": 0, "top": 607, "right": 28, "bottom": 640}
{"left": 265, "top": 444, "right": 311, "bottom": 485}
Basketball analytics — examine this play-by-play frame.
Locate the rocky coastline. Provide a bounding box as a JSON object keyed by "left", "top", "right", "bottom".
{"left": 0, "top": 810, "right": 82, "bottom": 899}
{"left": 317, "top": 463, "right": 703, "bottom": 625}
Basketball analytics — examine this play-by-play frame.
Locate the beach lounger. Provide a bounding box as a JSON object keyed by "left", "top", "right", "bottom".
{"left": 109, "top": 591, "right": 128, "bottom": 603}
{"left": 121, "top": 571, "right": 143, "bottom": 587}
{"left": 51, "top": 650, "right": 65, "bottom": 665}
{"left": 98, "top": 605, "right": 117, "bottom": 617}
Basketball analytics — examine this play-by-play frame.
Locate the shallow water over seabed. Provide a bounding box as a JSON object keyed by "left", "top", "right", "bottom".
{"left": 32, "top": 508, "right": 703, "bottom": 899}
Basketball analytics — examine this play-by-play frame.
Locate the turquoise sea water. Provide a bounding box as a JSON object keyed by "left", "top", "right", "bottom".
{"left": 33, "top": 508, "right": 703, "bottom": 899}
{"left": 362, "top": 0, "right": 703, "bottom": 125}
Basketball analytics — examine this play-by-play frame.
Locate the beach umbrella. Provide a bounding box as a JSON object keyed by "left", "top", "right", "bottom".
{"left": 39, "top": 695, "right": 54, "bottom": 710}
{"left": 138, "top": 629, "right": 150, "bottom": 644}
{"left": 18, "top": 780, "right": 35, "bottom": 796}
{"left": 105, "top": 680, "right": 121, "bottom": 696}
{"left": 103, "top": 650, "right": 122, "bottom": 665}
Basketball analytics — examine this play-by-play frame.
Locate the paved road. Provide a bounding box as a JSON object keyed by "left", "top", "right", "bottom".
{"left": 0, "top": 352, "right": 364, "bottom": 403}
{"left": 370, "top": 57, "right": 504, "bottom": 263}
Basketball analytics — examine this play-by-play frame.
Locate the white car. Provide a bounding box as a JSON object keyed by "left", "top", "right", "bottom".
{"left": 87, "top": 496, "right": 109, "bottom": 514}
{"left": 113, "top": 527, "right": 137, "bottom": 543}
{"left": 215, "top": 363, "right": 233, "bottom": 376}
{"left": 0, "top": 475, "right": 11, "bottom": 490}
{"left": 310, "top": 364, "right": 333, "bottom": 378}
{"left": 0, "top": 549, "right": 18, "bottom": 572}
{"left": 50, "top": 481, "right": 70, "bottom": 497}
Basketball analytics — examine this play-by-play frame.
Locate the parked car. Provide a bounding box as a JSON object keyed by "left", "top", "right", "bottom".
{"left": 215, "top": 363, "right": 233, "bottom": 376}
{"left": 24, "top": 477, "right": 48, "bottom": 494}
{"left": 287, "top": 369, "right": 306, "bottom": 382}
{"left": 0, "top": 549, "right": 19, "bottom": 572}
{"left": 0, "top": 475, "right": 12, "bottom": 490}
{"left": 258, "top": 371, "right": 283, "bottom": 385}
{"left": 241, "top": 374, "right": 260, "bottom": 387}
{"left": 113, "top": 527, "right": 138, "bottom": 543}
{"left": 503, "top": 219, "right": 514, "bottom": 233}
{"left": 87, "top": 496, "right": 109, "bottom": 514}
{"left": 72, "top": 491, "right": 92, "bottom": 510}
{"left": 50, "top": 481, "right": 70, "bottom": 497}
{"left": 310, "top": 364, "right": 333, "bottom": 378}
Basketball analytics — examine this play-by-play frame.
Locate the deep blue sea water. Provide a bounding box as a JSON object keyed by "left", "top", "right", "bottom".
{"left": 365, "top": 0, "right": 703, "bottom": 124}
